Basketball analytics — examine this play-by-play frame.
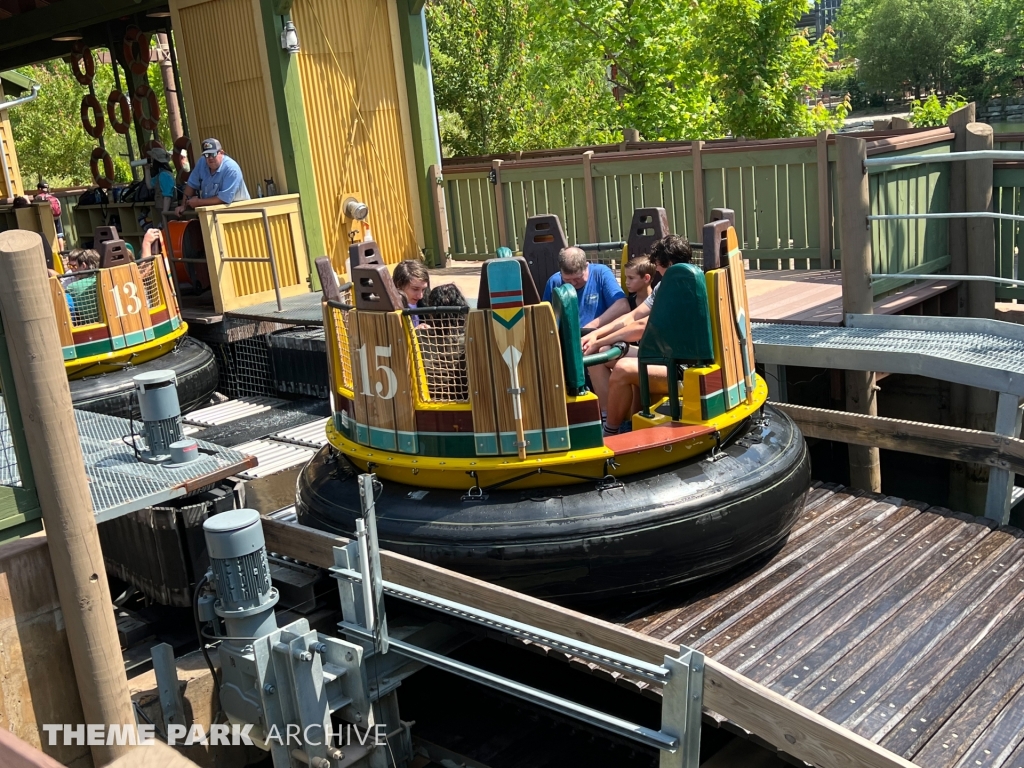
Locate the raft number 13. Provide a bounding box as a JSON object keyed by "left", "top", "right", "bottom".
{"left": 109, "top": 283, "right": 143, "bottom": 317}
{"left": 356, "top": 344, "right": 397, "bottom": 400}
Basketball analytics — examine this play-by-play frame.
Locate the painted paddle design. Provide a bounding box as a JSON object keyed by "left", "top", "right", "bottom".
{"left": 486, "top": 259, "right": 528, "bottom": 460}
{"left": 725, "top": 227, "right": 755, "bottom": 404}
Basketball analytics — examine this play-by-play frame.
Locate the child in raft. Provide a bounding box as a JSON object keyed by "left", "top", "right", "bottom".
{"left": 393, "top": 259, "right": 430, "bottom": 326}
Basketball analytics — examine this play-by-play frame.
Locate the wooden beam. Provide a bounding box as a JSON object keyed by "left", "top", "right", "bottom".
{"left": 774, "top": 402, "right": 1024, "bottom": 473}
{"left": 262, "top": 517, "right": 917, "bottom": 768}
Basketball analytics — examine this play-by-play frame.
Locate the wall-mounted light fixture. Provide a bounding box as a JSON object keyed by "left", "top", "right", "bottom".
{"left": 343, "top": 197, "right": 369, "bottom": 221}
{"left": 146, "top": 10, "right": 172, "bottom": 18}
{"left": 280, "top": 20, "right": 300, "bottom": 54}
{"left": 52, "top": 33, "right": 84, "bottom": 42}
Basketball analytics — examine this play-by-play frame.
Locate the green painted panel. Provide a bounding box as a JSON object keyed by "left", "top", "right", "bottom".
{"left": 701, "top": 147, "right": 817, "bottom": 170}
{"left": 501, "top": 165, "right": 585, "bottom": 182}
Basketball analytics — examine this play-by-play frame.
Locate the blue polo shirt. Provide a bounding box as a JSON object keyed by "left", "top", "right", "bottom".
{"left": 542, "top": 263, "right": 625, "bottom": 327}
{"left": 186, "top": 155, "right": 250, "bottom": 204}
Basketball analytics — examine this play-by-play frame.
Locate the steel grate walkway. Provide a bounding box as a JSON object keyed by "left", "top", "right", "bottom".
{"left": 753, "top": 315, "right": 1024, "bottom": 396}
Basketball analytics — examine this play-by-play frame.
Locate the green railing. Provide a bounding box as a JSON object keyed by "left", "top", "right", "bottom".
{"left": 442, "top": 128, "right": 966, "bottom": 288}
{"left": 0, "top": 315, "right": 41, "bottom": 542}
{"left": 994, "top": 134, "right": 1024, "bottom": 301}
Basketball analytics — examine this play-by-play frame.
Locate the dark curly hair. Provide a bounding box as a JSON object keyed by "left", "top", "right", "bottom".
{"left": 649, "top": 234, "right": 692, "bottom": 269}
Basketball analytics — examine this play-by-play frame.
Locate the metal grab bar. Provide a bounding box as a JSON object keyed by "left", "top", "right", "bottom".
{"left": 869, "top": 211, "right": 1024, "bottom": 223}
{"left": 865, "top": 150, "right": 1024, "bottom": 167}
{"left": 210, "top": 207, "right": 283, "bottom": 311}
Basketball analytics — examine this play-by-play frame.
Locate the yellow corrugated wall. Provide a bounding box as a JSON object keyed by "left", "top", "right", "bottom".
{"left": 291, "top": 0, "right": 421, "bottom": 270}
{"left": 0, "top": 82, "right": 23, "bottom": 198}
{"left": 171, "top": 0, "right": 283, "bottom": 194}
{"left": 221, "top": 213, "right": 302, "bottom": 296}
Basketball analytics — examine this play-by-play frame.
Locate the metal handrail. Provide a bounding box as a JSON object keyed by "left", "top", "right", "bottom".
{"left": 872, "top": 273, "right": 1024, "bottom": 288}
{"left": 865, "top": 150, "right": 1024, "bottom": 166}
{"left": 210, "top": 207, "right": 283, "bottom": 311}
{"left": 869, "top": 211, "right": 1024, "bottom": 223}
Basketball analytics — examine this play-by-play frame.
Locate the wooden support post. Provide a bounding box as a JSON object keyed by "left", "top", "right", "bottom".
{"left": 835, "top": 135, "right": 881, "bottom": 493}
{"left": 582, "top": 150, "right": 598, "bottom": 245}
{"left": 492, "top": 159, "right": 508, "bottom": 249}
{"left": 691, "top": 141, "right": 705, "bottom": 231}
{"left": 946, "top": 102, "right": 976, "bottom": 512}
{"left": 428, "top": 164, "right": 450, "bottom": 257}
{"left": 816, "top": 130, "right": 832, "bottom": 269}
{"left": 0, "top": 231, "right": 135, "bottom": 765}
{"left": 964, "top": 122, "right": 998, "bottom": 514}
{"left": 890, "top": 116, "right": 912, "bottom": 129}
{"left": 984, "top": 393, "right": 1023, "bottom": 524}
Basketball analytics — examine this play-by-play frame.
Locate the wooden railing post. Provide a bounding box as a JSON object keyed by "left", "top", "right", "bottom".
{"left": 691, "top": 141, "right": 705, "bottom": 230}
{"left": 428, "top": 164, "right": 450, "bottom": 258}
{"left": 582, "top": 150, "right": 598, "bottom": 245}
{"left": 963, "top": 122, "right": 999, "bottom": 515}
{"left": 946, "top": 103, "right": 976, "bottom": 512}
{"left": 835, "top": 135, "right": 882, "bottom": 493}
{"left": 491, "top": 159, "right": 508, "bottom": 249}
{"left": 0, "top": 231, "right": 135, "bottom": 765}
{"left": 816, "top": 129, "right": 833, "bottom": 269}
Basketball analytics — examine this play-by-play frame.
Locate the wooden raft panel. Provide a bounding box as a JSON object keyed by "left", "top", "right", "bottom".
{"left": 466, "top": 310, "right": 499, "bottom": 455}
{"left": 349, "top": 311, "right": 417, "bottom": 453}
{"left": 709, "top": 269, "right": 744, "bottom": 409}
{"left": 528, "top": 304, "right": 569, "bottom": 451}
{"left": 48, "top": 278, "right": 75, "bottom": 353}
{"left": 610, "top": 483, "right": 1024, "bottom": 768}
{"left": 485, "top": 307, "right": 545, "bottom": 454}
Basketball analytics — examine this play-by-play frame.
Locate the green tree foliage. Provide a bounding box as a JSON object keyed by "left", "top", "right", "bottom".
{"left": 837, "top": 0, "right": 970, "bottom": 97}
{"left": 428, "top": 0, "right": 846, "bottom": 156}
{"left": 908, "top": 93, "right": 969, "bottom": 126}
{"left": 698, "top": 0, "right": 848, "bottom": 139}
{"left": 949, "top": 0, "right": 1024, "bottom": 101}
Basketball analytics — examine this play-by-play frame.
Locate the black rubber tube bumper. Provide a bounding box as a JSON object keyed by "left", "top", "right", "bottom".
{"left": 69, "top": 336, "right": 219, "bottom": 419}
{"left": 297, "top": 404, "right": 812, "bottom": 604}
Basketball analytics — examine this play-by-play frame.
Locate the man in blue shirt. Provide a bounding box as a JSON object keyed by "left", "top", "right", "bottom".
{"left": 541, "top": 247, "right": 628, "bottom": 329}
{"left": 174, "top": 138, "right": 250, "bottom": 216}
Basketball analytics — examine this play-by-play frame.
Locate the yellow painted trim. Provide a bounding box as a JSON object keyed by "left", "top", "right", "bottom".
{"left": 414, "top": 401, "right": 473, "bottom": 412}
{"left": 632, "top": 374, "right": 769, "bottom": 431}
{"left": 65, "top": 323, "right": 188, "bottom": 379}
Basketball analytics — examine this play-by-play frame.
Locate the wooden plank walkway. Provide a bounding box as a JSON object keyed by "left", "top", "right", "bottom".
{"left": 610, "top": 483, "right": 1024, "bottom": 768}
{"left": 745, "top": 271, "right": 959, "bottom": 326}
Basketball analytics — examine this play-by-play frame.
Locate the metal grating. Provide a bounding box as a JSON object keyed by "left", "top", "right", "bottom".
{"left": 183, "top": 397, "right": 287, "bottom": 427}
{"left": 752, "top": 322, "right": 1024, "bottom": 394}
{"left": 232, "top": 439, "right": 315, "bottom": 479}
{"left": 72, "top": 409, "right": 252, "bottom": 523}
{"left": 223, "top": 292, "right": 325, "bottom": 325}
{"left": 272, "top": 418, "right": 329, "bottom": 448}
{"left": 211, "top": 334, "right": 276, "bottom": 399}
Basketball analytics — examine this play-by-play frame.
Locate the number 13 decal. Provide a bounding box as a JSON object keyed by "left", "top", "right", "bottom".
{"left": 109, "top": 282, "right": 142, "bottom": 317}
{"left": 356, "top": 344, "right": 398, "bottom": 400}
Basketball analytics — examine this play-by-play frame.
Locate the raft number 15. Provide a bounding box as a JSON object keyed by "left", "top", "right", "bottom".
{"left": 356, "top": 344, "right": 397, "bottom": 400}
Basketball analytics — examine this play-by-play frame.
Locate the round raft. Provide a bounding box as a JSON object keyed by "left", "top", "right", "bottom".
{"left": 297, "top": 404, "right": 809, "bottom": 602}
{"left": 70, "top": 336, "right": 218, "bottom": 418}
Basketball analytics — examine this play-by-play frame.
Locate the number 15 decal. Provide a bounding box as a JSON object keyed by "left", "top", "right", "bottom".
{"left": 356, "top": 344, "right": 398, "bottom": 400}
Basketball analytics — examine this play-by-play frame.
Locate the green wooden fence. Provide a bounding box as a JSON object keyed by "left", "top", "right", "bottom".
{"left": 442, "top": 130, "right": 1011, "bottom": 293}
{"left": 0, "top": 315, "right": 41, "bottom": 542}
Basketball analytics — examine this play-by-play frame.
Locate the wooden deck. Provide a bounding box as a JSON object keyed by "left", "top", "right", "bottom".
{"left": 746, "top": 271, "right": 959, "bottom": 326}
{"left": 609, "top": 483, "right": 1024, "bottom": 768}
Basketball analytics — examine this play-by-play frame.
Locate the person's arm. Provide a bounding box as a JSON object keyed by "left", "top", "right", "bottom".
{"left": 141, "top": 228, "right": 164, "bottom": 257}
{"left": 582, "top": 296, "right": 630, "bottom": 330}
{"left": 580, "top": 301, "right": 652, "bottom": 353}
{"left": 174, "top": 183, "right": 197, "bottom": 216}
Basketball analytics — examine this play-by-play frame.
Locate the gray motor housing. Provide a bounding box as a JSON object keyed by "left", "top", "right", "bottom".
{"left": 134, "top": 370, "right": 184, "bottom": 456}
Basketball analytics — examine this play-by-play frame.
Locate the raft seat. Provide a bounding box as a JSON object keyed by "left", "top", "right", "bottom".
{"left": 604, "top": 422, "right": 716, "bottom": 456}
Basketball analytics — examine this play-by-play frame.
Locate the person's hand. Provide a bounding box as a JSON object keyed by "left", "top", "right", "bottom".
{"left": 174, "top": 205, "right": 185, "bottom": 217}
{"left": 581, "top": 330, "right": 602, "bottom": 355}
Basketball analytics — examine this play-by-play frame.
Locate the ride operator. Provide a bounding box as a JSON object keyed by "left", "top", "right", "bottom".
{"left": 174, "top": 138, "right": 250, "bottom": 216}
